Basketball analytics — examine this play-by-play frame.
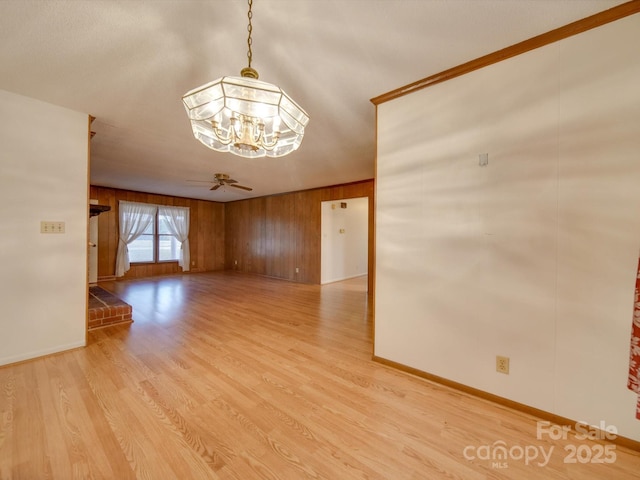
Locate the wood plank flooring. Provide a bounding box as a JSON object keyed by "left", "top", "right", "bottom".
{"left": 1, "top": 271, "right": 638, "bottom": 479}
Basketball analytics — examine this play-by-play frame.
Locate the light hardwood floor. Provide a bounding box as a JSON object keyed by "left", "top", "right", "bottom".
{"left": 1, "top": 272, "right": 638, "bottom": 479}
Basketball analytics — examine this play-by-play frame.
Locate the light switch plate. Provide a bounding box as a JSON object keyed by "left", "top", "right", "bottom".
{"left": 41, "top": 221, "right": 65, "bottom": 233}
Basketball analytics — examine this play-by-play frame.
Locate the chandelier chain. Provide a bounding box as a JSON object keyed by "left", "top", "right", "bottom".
{"left": 247, "top": 0, "right": 253, "bottom": 68}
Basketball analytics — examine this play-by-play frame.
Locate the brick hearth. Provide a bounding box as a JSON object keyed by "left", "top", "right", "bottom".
{"left": 88, "top": 286, "right": 133, "bottom": 330}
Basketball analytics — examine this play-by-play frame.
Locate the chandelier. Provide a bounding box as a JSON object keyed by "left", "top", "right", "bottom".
{"left": 182, "top": 0, "right": 309, "bottom": 158}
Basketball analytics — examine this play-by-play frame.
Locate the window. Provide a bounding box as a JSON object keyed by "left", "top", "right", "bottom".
{"left": 116, "top": 201, "right": 190, "bottom": 277}
{"left": 128, "top": 209, "right": 182, "bottom": 263}
{"left": 128, "top": 220, "right": 154, "bottom": 262}
{"left": 158, "top": 213, "right": 182, "bottom": 261}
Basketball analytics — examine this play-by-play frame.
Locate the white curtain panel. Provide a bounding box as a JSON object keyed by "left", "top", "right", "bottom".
{"left": 159, "top": 206, "right": 190, "bottom": 271}
{"left": 115, "top": 201, "right": 157, "bottom": 277}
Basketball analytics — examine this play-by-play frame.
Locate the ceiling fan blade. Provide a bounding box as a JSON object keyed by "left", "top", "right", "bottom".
{"left": 230, "top": 184, "right": 253, "bottom": 191}
{"left": 226, "top": 178, "right": 238, "bottom": 184}
{"left": 210, "top": 184, "right": 221, "bottom": 191}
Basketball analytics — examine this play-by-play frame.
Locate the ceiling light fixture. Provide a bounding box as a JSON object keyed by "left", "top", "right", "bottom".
{"left": 182, "top": 0, "right": 309, "bottom": 158}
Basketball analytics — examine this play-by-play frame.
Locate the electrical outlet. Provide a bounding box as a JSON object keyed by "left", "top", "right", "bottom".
{"left": 496, "top": 356, "right": 510, "bottom": 374}
{"left": 295, "top": 267, "right": 299, "bottom": 273}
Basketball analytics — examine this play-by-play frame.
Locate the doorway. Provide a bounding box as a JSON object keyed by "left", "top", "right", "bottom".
{"left": 320, "top": 197, "right": 369, "bottom": 285}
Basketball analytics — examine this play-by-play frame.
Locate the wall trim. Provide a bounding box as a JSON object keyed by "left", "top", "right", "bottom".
{"left": 224, "top": 178, "right": 375, "bottom": 205}
{"left": 370, "top": 1, "right": 640, "bottom": 105}
{"left": 86, "top": 115, "right": 93, "bottom": 345}
{"left": 321, "top": 273, "right": 368, "bottom": 286}
{"left": 0, "top": 341, "right": 86, "bottom": 368}
{"left": 373, "top": 355, "right": 640, "bottom": 452}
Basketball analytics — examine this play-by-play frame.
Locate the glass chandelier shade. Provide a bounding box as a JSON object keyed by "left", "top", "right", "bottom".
{"left": 182, "top": 73, "right": 309, "bottom": 158}
{"left": 182, "top": 0, "right": 309, "bottom": 158}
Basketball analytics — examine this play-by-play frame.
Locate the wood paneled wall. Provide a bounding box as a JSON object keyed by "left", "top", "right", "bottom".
{"left": 225, "top": 180, "right": 374, "bottom": 288}
{"left": 89, "top": 186, "right": 225, "bottom": 280}
{"left": 91, "top": 180, "right": 373, "bottom": 286}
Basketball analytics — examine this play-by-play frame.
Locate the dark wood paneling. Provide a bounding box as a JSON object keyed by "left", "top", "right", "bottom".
{"left": 248, "top": 198, "right": 266, "bottom": 274}
{"left": 265, "top": 195, "right": 295, "bottom": 280}
{"left": 225, "top": 180, "right": 374, "bottom": 286}
{"left": 294, "top": 189, "right": 321, "bottom": 284}
{"left": 90, "top": 186, "right": 225, "bottom": 280}
{"left": 92, "top": 180, "right": 373, "bottom": 286}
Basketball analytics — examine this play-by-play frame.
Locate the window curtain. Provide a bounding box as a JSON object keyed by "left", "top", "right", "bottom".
{"left": 115, "top": 201, "right": 157, "bottom": 277}
{"left": 629, "top": 254, "right": 640, "bottom": 420}
{"left": 159, "top": 206, "right": 190, "bottom": 272}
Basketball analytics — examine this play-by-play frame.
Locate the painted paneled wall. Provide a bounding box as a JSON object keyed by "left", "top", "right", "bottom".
{"left": 89, "top": 186, "right": 225, "bottom": 280}
{"left": 0, "top": 89, "right": 88, "bottom": 365}
{"left": 375, "top": 14, "right": 640, "bottom": 441}
{"left": 225, "top": 181, "right": 374, "bottom": 286}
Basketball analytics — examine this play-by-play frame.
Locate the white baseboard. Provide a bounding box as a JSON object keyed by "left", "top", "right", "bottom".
{"left": 321, "top": 273, "right": 367, "bottom": 285}
{"left": 0, "top": 339, "right": 86, "bottom": 367}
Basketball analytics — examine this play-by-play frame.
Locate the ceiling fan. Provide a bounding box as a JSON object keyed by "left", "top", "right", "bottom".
{"left": 189, "top": 173, "right": 253, "bottom": 191}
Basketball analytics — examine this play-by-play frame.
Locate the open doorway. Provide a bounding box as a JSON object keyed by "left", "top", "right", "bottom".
{"left": 321, "top": 197, "right": 369, "bottom": 286}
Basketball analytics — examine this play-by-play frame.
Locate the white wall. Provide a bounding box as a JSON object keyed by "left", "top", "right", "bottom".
{"left": 0, "top": 89, "right": 88, "bottom": 365}
{"left": 321, "top": 197, "right": 368, "bottom": 284}
{"left": 375, "top": 14, "right": 640, "bottom": 441}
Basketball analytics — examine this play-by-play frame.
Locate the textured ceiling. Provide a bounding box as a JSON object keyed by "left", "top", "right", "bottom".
{"left": 0, "top": 0, "right": 627, "bottom": 201}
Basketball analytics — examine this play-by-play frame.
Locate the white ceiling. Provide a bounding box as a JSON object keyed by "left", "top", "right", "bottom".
{"left": 0, "top": 0, "right": 627, "bottom": 202}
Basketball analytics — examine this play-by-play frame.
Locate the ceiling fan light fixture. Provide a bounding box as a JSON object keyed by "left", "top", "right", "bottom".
{"left": 182, "top": 0, "right": 309, "bottom": 158}
{"left": 209, "top": 173, "right": 253, "bottom": 191}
